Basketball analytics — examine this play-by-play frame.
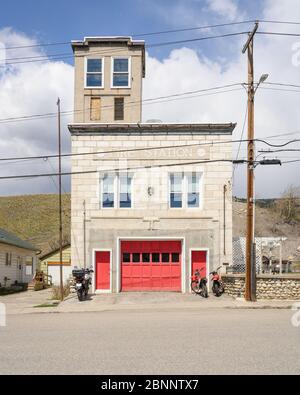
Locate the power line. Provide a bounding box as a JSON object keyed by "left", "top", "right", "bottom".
{"left": 3, "top": 29, "right": 300, "bottom": 66}
{"left": 0, "top": 21, "right": 256, "bottom": 52}
{"left": 1, "top": 18, "right": 300, "bottom": 52}
{"left": 233, "top": 100, "right": 248, "bottom": 178}
{"left": 264, "top": 82, "right": 300, "bottom": 89}
{"left": 0, "top": 80, "right": 298, "bottom": 125}
{"left": 257, "top": 31, "right": 300, "bottom": 37}
{"left": 0, "top": 31, "right": 249, "bottom": 66}
{"left": 0, "top": 158, "right": 244, "bottom": 181}
{"left": 0, "top": 83, "right": 243, "bottom": 124}
{"left": 0, "top": 138, "right": 240, "bottom": 162}
{"left": 0, "top": 136, "right": 299, "bottom": 164}
{"left": 282, "top": 159, "right": 300, "bottom": 164}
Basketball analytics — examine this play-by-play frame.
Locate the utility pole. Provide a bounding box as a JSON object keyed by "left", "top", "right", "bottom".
{"left": 83, "top": 200, "right": 86, "bottom": 269}
{"left": 242, "top": 22, "right": 258, "bottom": 302}
{"left": 57, "top": 98, "right": 64, "bottom": 301}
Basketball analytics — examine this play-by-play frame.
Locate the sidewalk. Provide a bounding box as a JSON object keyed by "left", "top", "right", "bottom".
{"left": 2, "top": 290, "right": 297, "bottom": 315}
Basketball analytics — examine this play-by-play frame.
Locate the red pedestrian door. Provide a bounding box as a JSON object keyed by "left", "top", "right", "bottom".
{"left": 191, "top": 250, "right": 207, "bottom": 279}
{"left": 121, "top": 240, "right": 182, "bottom": 291}
{"left": 95, "top": 251, "right": 111, "bottom": 291}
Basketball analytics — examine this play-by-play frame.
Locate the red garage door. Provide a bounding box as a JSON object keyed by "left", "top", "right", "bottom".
{"left": 121, "top": 240, "right": 182, "bottom": 291}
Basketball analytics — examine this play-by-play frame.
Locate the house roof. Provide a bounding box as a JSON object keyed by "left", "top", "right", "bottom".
{"left": 0, "top": 228, "right": 38, "bottom": 251}
{"left": 68, "top": 122, "right": 236, "bottom": 136}
{"left": 39, "top": 243, "right": 71, "bottom": 261}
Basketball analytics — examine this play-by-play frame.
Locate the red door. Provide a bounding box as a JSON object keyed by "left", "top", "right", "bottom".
{"left": 191, "top": 250, "right": 207, "bottom": 279}
{"left": 121, "top": 240, "right": 181, "bottom": 291}
{"left": 96, "top": 251, "right": 111, "bottom": 291}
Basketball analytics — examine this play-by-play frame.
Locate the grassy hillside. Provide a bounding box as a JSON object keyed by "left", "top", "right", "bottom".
{"left": 0, "top": 194, "right": 70, "bottom": 254}
{"left": 0, "top": 194, "right": 299, "bottom": 258}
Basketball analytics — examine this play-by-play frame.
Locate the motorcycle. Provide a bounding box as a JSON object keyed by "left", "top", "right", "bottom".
{"left": 210, "top": 268, "right": 224, "bottom": 297}
{"left": 190, "top": 268, "right": 208, "bottom": 298}
{"left": 72, "top": 267, "right": 94, "bottom": 301}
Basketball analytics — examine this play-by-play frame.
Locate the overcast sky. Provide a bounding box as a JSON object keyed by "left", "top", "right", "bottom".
{"left": 0, "top": 0, "right": 300, "bottom": 198}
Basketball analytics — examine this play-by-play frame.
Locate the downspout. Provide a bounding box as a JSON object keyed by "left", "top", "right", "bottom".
{"left": 223, "top": 184, "right": 227, "bottom": 256}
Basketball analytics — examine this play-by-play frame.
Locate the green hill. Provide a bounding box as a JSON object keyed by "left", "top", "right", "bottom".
{"left": 0, "top": 194, "right": 70, "bottom": 254}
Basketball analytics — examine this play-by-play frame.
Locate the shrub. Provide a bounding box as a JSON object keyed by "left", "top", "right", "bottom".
{"left": 34, "top": 283, "right": 44, "bottom": 291}
{"left": 51, "top": 284, "right": 70, "bottom": 300}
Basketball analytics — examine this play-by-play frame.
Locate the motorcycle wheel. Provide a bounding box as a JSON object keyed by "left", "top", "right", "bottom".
{"left": 191, "top": 281, "right": 201, "bottom": 294}
{"left": 77, "top": 289, "right": 84, "bottom": 301}
{"left": 201, "top": 284, "right": 208, "bottom": 298}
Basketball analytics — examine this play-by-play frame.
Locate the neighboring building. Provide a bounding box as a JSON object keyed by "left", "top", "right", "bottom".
{"left": 232, "top": 236, "right": 289, "bottom": 274}
{"left": 0, "top": 228, "right": 38, "bottom": 287}
{"left": 68, "top": 36, "right": 235, "bottom": 293}
{"left": 39, "top": 244, "right": 71, "bottom": 285}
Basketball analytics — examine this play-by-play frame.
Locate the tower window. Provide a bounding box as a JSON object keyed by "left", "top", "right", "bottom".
{"left": 112, "top": 57, "right": 130, "bottom": 88}
{"left": 85, "top": 58, "right": 103, "bottom": 88}
{"left": 114, "top": 97, "right": 124, "bottom": 121}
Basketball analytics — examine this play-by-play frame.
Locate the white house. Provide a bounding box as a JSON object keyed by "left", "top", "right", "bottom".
{"left": 0, "top": 228, "right": 38, "bottom": 287}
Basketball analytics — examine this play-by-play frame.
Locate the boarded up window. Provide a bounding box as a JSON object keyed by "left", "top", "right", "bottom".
{"left": 114, "top": 97, "right": 124, "bottom": 121}
{"left": 90, "top": 97, "right": 101, "bottom": 121}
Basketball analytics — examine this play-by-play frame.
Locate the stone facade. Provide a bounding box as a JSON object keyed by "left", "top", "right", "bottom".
{"left": 222, "top": 274, "right": 300, "bottom": 300}
{"left": 69, "top": 127, "right": 234, "bottom": 292}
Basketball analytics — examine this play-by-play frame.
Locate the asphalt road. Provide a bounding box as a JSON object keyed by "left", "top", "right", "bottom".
{"left": 0, "top": 309, "right": 299, "bottom": 375}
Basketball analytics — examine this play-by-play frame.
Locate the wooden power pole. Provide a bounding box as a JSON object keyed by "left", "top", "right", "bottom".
{"left": 242, "top": 23, "right": 258, "bottom": 302}
{"left": 57, "top": 98, "right": 64, "bottom": 301}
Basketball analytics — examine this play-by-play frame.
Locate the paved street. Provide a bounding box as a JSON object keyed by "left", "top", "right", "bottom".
{"left": 0, "top": 309, "right": 299, "bottom": 375}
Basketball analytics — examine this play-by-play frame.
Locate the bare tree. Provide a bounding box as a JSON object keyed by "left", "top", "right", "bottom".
{"left": 276, "top": 185, "right": 300, "bottom": 224}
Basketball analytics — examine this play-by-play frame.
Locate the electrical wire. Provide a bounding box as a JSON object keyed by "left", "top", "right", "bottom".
{"left": 233, "top": 101, "right": 248, "bottom": 179}
{"left": 0, "top": 81, "right": 298, "bottom": 125}
{"left": 0, "top": 31, "right": 249, "bottom": 66}
{"left": 0, "top": 83, "right": 243, "bottom": 124}
{"left": 0, "top": 158, "right": 242, "bottom": 181}
{"left": 1, "top": 18, "right": 300, "bottom": 52}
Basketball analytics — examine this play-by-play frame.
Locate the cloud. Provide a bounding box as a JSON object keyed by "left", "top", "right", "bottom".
{"left": 0, "top": 28, "right": 74, "bottom": 195}
{"left": 143, "top": 0, "right": 300, "bottom": 198}
{"left": 206, "top": 0, "right": 239, "bottom": 21}
{"left": 1, "top": 0, "right": 300, "bottom": 199}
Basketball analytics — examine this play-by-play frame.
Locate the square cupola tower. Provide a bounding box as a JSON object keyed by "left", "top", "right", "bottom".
{"left": 71, "top": 36, "right": 145, "bottom": 123}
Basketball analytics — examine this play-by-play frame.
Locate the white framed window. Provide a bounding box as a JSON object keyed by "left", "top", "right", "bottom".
{"left": 25, "top": 256, "right": 34, "bottom": 275}
{"left": 169, "top": 172, "right": 201, "bottom": 209}
{"left": 101, "top": 173, "right": 133, "bottom": 208}
{"left": 111, "top": 57, "right": 131, "bottom": 88}
{"left": 85, "top": 58, "right": 104, "bottom": 88}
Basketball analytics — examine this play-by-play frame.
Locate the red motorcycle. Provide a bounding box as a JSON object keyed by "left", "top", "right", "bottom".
{"left": 210, "top": 269, "right": 224, "bottom": 297}
{"left": 190, "top": 268, "right": 208, "bottom": 298}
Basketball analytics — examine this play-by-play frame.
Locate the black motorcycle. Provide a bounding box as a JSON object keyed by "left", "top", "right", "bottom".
{"left": 72, "top": 267, "right": 93, "bottom": 301}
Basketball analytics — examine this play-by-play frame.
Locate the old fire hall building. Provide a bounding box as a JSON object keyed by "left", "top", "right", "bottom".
{"left": 68, "top": 36, "right": 235, "bottom": 293}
